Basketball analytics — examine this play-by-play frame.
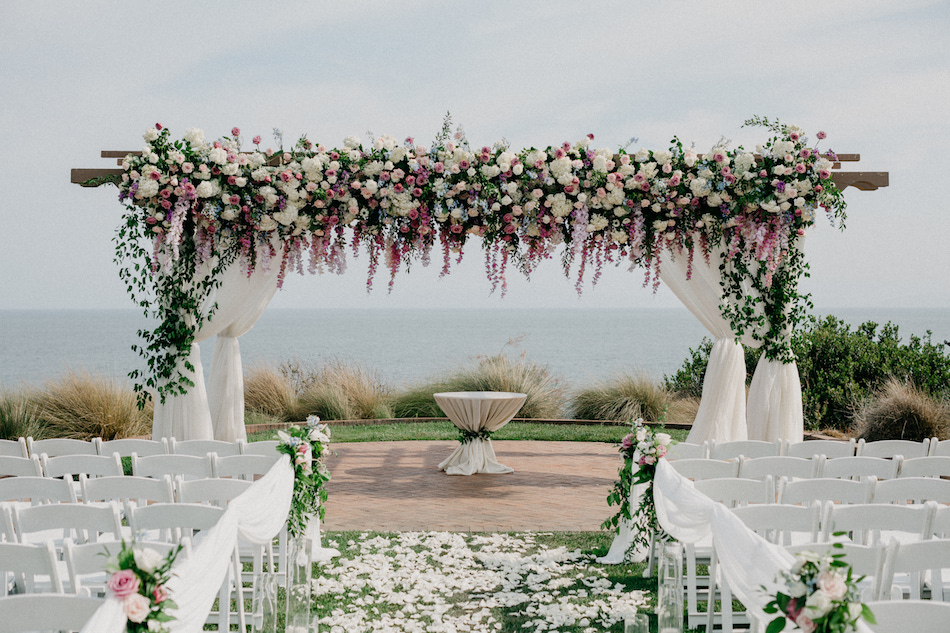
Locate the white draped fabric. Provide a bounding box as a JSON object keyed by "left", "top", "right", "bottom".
{"left": 80, "top": 455, "right": 294, "bottom": 633}
{"left": 653, "top": 458, "right": 875, "bottom": 632}
{"left": 435, "top": 392, "right": 526, "bottom": 476}
{"left": 594, "top": 480, "right": 650, "bottom": 565}
{"left": 153, "top": 259, "right": 280, "bottom": 442}
{"left": 659, "top": 239, "right": 804, "bottom": 443}
{"left": 659, "top": 244, "right": 756, "bottom": 443}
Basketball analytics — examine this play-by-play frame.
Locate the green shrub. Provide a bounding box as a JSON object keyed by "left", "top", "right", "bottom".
{"left": 390, "top": 353, "right": 565, "bottom": 419}
{"left": 569, "top": 373, "right": 671, "bottom": 422}
{"left": 0, "top": 392, "right": 46, "bottom": 441}
{"left": 851, "top": 378, "right": 950, "bottom": 442}
{"left": 664, "top": 315, "right": 950, "bottom": 432}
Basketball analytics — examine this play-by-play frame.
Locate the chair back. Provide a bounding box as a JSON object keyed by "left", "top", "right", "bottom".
{"left": 899, "top": 456, "right": 950, "bottom": 478}
{"left": 131, "top": 453, "right": 214, "bottom": 479}
{"left": 0, "top": 439, "right": 28, "bottom": 458}
{"left": 861, "top": 600, "right": 950, "bottom": 633}
{"left": 731, "top": 503, "right": 820, "bottom": 545}
{"left": 879, "top": 538, "right": 950, "bottom": 601}
{"left": 0, "top": 541, "right": 63, "bottom": 595}
{"left": 13, "top": 501, "right": 123, "bottom": 545}
{"left": 787, "top": 541, "right": 886, "bottom": 602}
{"left": 785, "top": 438, "right": 855, "bottom": 458}
{"left": 129, "top": 503, "right": 224, "bottom": 543}
{"left": 737, "top": 455, "right": 819, "bottom": 480}
{"left": 0, "top": 476, "right": 77, "bottom": 505}
{"left": 693, "top": 476, "right": 775, "bottom": 507}
{"left": 168, "top": 438, "right": 242, "bottom": 457}
{"left": 213, "top": 454, "right": 279, "bottom": 481}
{"left": 669, "top": 458, "right": 739, "bottom": 481}
{"left": 823, "top": 501, "right": 936, "bottom": 545}
{"left": 873, "top": 477, "right": 950, "bottom": 505}
{"left": 0, "top": 455, "right": 43, "bottom": 478}
{"left": 778, "top": 476, "right": 874, "bottom": 506}
{"left": 25, "top": 437, "right": 98, "bottom": 458}
{"left": 40, "top": 453, "right": 123, "bottom": 479}
{"left": 97, "top": 437, "right": 168, "bottom": 457}
{"left": 239, "top": 439, "right": 281, "bottom": 457}
{"left": 664, "top": 442, "right": 707, "bottom": 460}
{"left": 820, "top": 455, "right": 901, "bottom": 480}
{"left": 708, "top": 439, "right": 782, "bottom": 460}
{"left": 0, "top": 593, "right": 104, "bottom": 632}
{"left": 857, "top": 438, "right": 930, "bottom": 459}
{"left": 176, "top": 476, "right": 252, "bottom": 506}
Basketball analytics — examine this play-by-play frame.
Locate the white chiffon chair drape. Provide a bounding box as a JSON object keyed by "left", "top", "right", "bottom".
{"left": 79, "top": 455, "right": 294, "bottom": 633}
{"left": 654, "top": 458, "right": 876, "bottom": 633}
{"left": 659, "top": 238, "right": 804, "bottom": 443}
{"left": 152, "top": 258, "right": 280, "bottom": 442}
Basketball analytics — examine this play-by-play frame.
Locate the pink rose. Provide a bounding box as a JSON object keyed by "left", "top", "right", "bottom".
{"left": 644, "top": 455, "right": 656, "bottom": 465}
{"left": 231, "top": 127, "right": 240, "bottom": 137}
{"left": 108, "top": 569, "right": 140, "bottom": 597}
{"left": 816, "top": 131, "right": 827, "bottom": 140}
{"left": 123, "top": 592, "right": 151, "bottom": 623}
{"left": 795, "top": 613, "right": 816, "bottom": 633}
{"left": 153, "top": 585, "right": 169, "bottom": 604}
{"left": 252, "top": 135, "right": 262, "bottom": 145}
{"left": 817, "top": 570, "right": 848, "bottom": 600}
{"left": 784, "top": 597, "right": 803, "bottom": 620}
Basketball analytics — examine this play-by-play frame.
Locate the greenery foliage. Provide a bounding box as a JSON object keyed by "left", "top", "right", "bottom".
{"left": 665, "top": 315, "right": 950, "bottom": 431}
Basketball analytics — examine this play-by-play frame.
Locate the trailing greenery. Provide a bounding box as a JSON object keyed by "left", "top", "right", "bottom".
{"left": 665, "top": 315, "right": 950, "bottom": 431}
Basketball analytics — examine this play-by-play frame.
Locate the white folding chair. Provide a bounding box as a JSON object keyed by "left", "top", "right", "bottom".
{"left": 0, "top": 593, "right": 104, "bottom": 632}
{"left": 787, "top": 541, "right": 887, "bottom": 602}
{"left": 63, "top": 538, "right": 189, "bottom": 598}
{"left": 239, "top": 439, "right": 281, "bottom": 458}
{"left": 0, "top": 439, "right": 28, "bottom": 458}
{"left": 0, "top": 542, "right": 63, "bottom": 596}
{"left": 737, "top": 455, "right": 820, "bottom": 480}
{"left": 929, "top": 438, "right": 950, "bottom": 457}
{"left": 0, "top": 476, "right": 77, "bottom": 507}
{"left": 778, "top": 476, "right": 875, "bottom": 507}
{"left": 820, "top": 455, "right": 901, "bottom": 480}
{"left": 873, "top": 477, "right": 950, "bottom": 505}
{"left": 12, "top": 501, "right": 123, "bottom": 547}
{"left": 668, "top": 458, "right": 739, "bottom": 481}
{"left": 708, "top": 439, "right": 783, "bottom": 460}
{"left": 863, "top": 599, "right": 950, "bottom": 632}
{"left": 857, "top": 438, "right": 930, "bottom": 459}
{"left": 131, "top": 452, "right": 214, "bottom": 480}
{"left": 175, "top": 476, "right": 252, "bottom": 506}
{"left": 664, "top": 442, "right": 707, "bottom": 460}
{"left": 823, "top": 501, "right": 936, "bottom": 546}
{"left": 899, "top": 456, "right": 950, "bottom": 478}
{"left": 693, "top": 476, "right": 775, "bottom": 507}
{"left": 0, "top": 455, "right": 43, "bottom": 478}
{"left": 213, "top": 454, "right": 279, "bottom": 481}
{"left": 40, "top": 453, "right": 123, "bottom": 480}
{"left": 129, "top": 503, "right": 245, "bottom": 631}
{"left": 97, "top": 437, "right": 168, "bottom": 457}
{"left": 732, "top": 503, "right": 821, "bottom": 546}
{"left": 879, "top": 538, "right": 950, "bottom": 601}
{"left": 25, "top": 437, "right": 98, "bottom": 458}
{"left": 168, "top": 438, "right": 242, "bottom": 457}
{"left": 785, "top": 438, "right": 855, "bottom": 458}
{"left": 80, "top": 474, "right": 174, "bottom": 508}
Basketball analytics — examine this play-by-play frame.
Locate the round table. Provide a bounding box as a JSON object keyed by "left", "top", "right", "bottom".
{"left": 434, "top": 391, "right": 527, "bottom": 475}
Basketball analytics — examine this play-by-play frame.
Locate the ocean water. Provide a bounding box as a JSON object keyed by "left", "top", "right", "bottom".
{"left": 1, "top": 307, "right": 948, "bottom": 390}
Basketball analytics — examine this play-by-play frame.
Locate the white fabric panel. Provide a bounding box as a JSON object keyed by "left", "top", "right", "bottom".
{"left": 746, "top": 354, "right": 804, "bottom": 442}
{"left": 595, "top": 479, "right": 650, "bottom": 564}
{"left": 80, "top": 455, "right": 294, "bottom": 633}
{"left": 659, "top": 245, "right": 752, "bottom": 443}
{"left": 152, "top": 257, "right": 280, "bottom": 441}
{"left": 435, "top": 392, "right": 525, "bottom": 475}
{"left": 653, "top": 458, "right": 876, "bottom": 632}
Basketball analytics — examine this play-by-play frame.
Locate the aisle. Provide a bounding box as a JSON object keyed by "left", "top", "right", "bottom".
{"left": 322, "top": 440, "right": 620, "bottom": 531}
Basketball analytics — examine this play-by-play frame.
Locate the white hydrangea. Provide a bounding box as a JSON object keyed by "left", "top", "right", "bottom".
{"left": 208, "top": 147, "right": 228, "bottom": 165}
{"left": 195, "top": 181, "right": 217, "bottom": 198}
{"left": 183, "top": 127, "right": 205, "bottom": 146}
{"left": 136, "top": 179, "right": 159, "bottom": 198}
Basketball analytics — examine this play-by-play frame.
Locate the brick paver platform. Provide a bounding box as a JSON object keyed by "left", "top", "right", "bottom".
{"left": 322, "top": 440, "right": 621, "bottom": 532}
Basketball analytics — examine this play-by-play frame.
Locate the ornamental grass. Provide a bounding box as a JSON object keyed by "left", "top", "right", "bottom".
{"left": 850, "top": 377, "right": 950, "bottom": 442}
{"left": 0, "top": 391, "right": 46, "bottom": 441}
{"left": 569, "top": 372, "right": 672, "bottom": 423}
{"left": 389, "top": 353, "right": 565, "bottom": 419}
{"left": 28, "top": 370, "right": 151, "bottom": 440}
{"left": 244, "top": 362, "right": 298, "bottom": 420}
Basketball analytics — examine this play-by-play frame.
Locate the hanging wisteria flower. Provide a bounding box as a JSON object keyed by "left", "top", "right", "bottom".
{"left": 105, "top": 540, "right": 181, "bottom": 633}
{"left": 603, "top": 418, "right": 675, "bottom": 557}
{"left": 763, "top": 547, "right": 875, "bottom": 633}
{"left": 277, "top": 416, "right": 332, "bottom": 538}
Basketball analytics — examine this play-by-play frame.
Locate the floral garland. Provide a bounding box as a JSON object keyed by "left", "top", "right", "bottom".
{"left": 763, "top": 546, "right": 875, "bottom": 633}
{"left": 602, "top": 418, "right": 674, "bottom": 556}
{"left": 105, "top": 540, "right": 182, "bottom": 633}
{"left": 276, "top": 415, "right": 331, "bottom": 539}
{"left": 112, "top": 116, "right": 845, "bottom": 402}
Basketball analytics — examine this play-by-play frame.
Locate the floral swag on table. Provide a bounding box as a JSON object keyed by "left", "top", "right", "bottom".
{"left": 105, "top": 540, "right": 182, "bottom": 633}
{"left": 276, "top": 415, "right": 331, "bottom": 539}
{"left": 763, "top": 546, "right": 875, "bottom": 633}
{"left": 112, "top": 115, "right": 846, "bottom": 403}
{"left": 602, "top": 418, "right": 674, "bottom": 554}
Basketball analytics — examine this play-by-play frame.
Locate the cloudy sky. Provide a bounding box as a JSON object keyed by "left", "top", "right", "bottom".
{"left": 1, "top": 0, "right": 947, "bottom": 312}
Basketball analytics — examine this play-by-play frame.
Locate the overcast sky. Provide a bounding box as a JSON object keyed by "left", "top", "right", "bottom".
{"left": 1, "top": 0, "right": 947, "bottom": 312}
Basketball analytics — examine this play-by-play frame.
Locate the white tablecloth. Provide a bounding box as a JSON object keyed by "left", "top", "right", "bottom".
{"left": 434, "top": 391, "right": 526, "bottom": 475}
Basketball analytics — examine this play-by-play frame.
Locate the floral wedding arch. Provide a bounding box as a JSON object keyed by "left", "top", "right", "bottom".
{"left": 73, "top": 116, "right": 887, "bottom": 443}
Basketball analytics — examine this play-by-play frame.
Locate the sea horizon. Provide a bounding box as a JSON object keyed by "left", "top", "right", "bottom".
{"left": 1, "top": 306, "right": 948, "bottom": 390}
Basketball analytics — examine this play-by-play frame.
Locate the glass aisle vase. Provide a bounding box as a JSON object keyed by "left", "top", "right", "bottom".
{"left": 252, "top": 572, "right": 279, "bottom": 633}
{"left": 285, "top": 536, "right": 314, "bottom": 633}
{"left": 656, "top": 541, "right": 684, "bottom": 633}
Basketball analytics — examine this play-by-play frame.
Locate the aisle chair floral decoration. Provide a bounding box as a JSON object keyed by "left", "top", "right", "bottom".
{"left": 277, "top": 415, "right": 332, "bottom": 539}
{"left": 105, "top": 540, "right": 182, "bottom": 633}
{"left": 603, "top": 418, "right": 674, "bottom": 555}
{"left": 763, "top": 546, "right": 875, "bottom": 633}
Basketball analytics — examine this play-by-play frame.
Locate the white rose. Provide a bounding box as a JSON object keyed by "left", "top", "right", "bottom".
{"left": 634, "top": 148, "right": 650, "bottom": 162}
{"left": 222, "top": 162, "right": 238, "bottom": 176}
{"left": 235, "top": 177, "right": 247, "bottom": 188}
{"left": 653, "top": 149, "right": 672, "bottom": 164}
{"left": 221, "top": 207, "right": 237, "bottom": 221}
{"left": 195, "top": 181, "right": 215, "bottom": 198}
{"left": 804, "top": 589, "right": 833, "bottom": 619}
{"left": 513, "top": 163, "right": 523, "bottom": 175}
{"left": 654, "top": 432, "right": 672, "bottom": 446}
{"left": 143, "top": 127, "right": 159, "bottom": 142}
{"left": 684, "top": 148, "right": 698, "bottom": 167}
{"left": 133, "top": 546, "right": 165, "bottom": 573}
{"left": 183, "top": 127, "right": 205, "bottom": 146}
{"left": 343, "top": 135, "right": 361, "bottom": 149}
{"left": 258, "top": 215, "right": 278, "bottom": 231}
